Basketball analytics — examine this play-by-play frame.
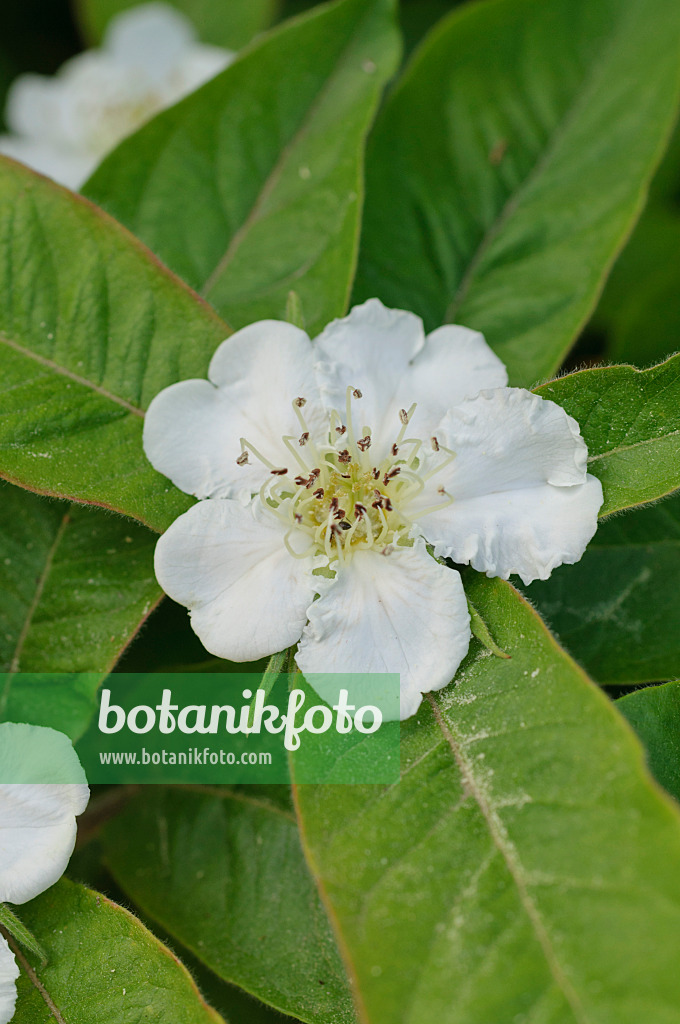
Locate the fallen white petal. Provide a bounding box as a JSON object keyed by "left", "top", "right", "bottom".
{"left": 0, "top": 723, "right": 89, "bottom": 905}
{"left": 296, "top": 540, "right": 470, "bottom": 720}
{"left": 0, "top": 935, "right": 19, "bottom": 1024}
{"left": 154, "top": 498, "right": 318, "bottom": 661}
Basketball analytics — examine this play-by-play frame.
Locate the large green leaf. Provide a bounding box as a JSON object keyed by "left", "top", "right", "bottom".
{"left": 101, "top": 786, "right": 356, "bottom": 1024}
{"left": 11, "top": 879, "right": 225, "bottom": 1023}
{"left": 525, "top": 496, "right": 680, "bottom": 687}
{"left": 354, "top": 0, "right": 680, "bottom": 387}
{"left": 594, "top": 206, "right": 680, "bottom": 367}
{"left": 0, "top": 156, "right": 228, "bottom": 532}
{"left": 292, "top": 573, "right": 680, "bottom": 1024}
{"left": 618, "top": 682, "right": 680, "bottom": 804}
{"left": 0, "top": 480, "right": 160, "bottom": 739}
{"left": 534, "top": 355, "right": 680, "bottom": 515}
{"left": 83, "top": 0, "right": 400, "bottom": 337}
{"left": 75, "top": 0, "right": 280, "bottom": 49}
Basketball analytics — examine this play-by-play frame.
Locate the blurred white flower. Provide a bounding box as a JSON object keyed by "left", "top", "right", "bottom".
{"left": 0, "top": 722, "right": 89, "bottom": 1022}
{"left": 0, "top": 2, "right": 233, "bottom": 190}
{"left": 144, "top": 299, "right": 603, "bottom": 719}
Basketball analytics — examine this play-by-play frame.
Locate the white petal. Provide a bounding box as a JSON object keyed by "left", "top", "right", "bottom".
{"left": 104, "top": 2, "right": 195, "bottom": 79}
{"left": 143, "top": 321, "right": 322, "bottom": 501}
{"left": 405, "top": 324, "right": 508, "bottom": 440}
{"left": 296, "top": 540, "right": 470, "bottom": 720}
{"left": 314, "top": 299, "right": 426, "bottom": 459}
{"left": 0, "top": 935, "right": 19, "bottom": 1024}
{"left": 0, "top": 724, "right": 89, "bottom": 905}
{"left": 424, "top": 476, "right": 603, "bottom": 585}
{"left": 154, "top": 498, "right": 318, "bottom": 661}
{"left": 427, "top": 388, "right": 589, "bottom": 505}
{"left": 0, "top": 136, "right": 94, "bottom": 190}
{"left": 166, "top": 46, "right": 234, "bottom": 102}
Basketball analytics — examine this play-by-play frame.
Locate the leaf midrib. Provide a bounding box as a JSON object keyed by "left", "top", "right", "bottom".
{"left": 588, "top": 429, "right": 680, "bottom": 463}
{"left": 200, "top": 2, "right": 376, "bottom": 298}
{"left": 426, "top": 694, "right": 590, "bottom": 1024}
{"left": 444, "top": 6, "right": 630, "bottom": 327}
{"left": 0, "top": 334, "right": 144, "bottom": 417}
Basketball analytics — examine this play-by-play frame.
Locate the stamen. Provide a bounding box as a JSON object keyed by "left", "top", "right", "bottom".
{"left": 271, "top": 467, "right": 288, "bottom": 476}
{"left": 335, "top": 425, "right": 346, "bottom": 436}
{"left": 299, "top": 432, "right": 309, "bottom": 446}
{"left": 338, "top": 450, "right": 352, "bottom": 464}
{"left": 236, "top": 451, "right": 249, "bottom": 466}
{"left": 313, "top": 487, "right": 324, "bottom": 499}
{"left": 353, "top": 388, "right": 363, "bottom": 399}
{"left": 391, "top": 443, "right": 399, "bottom": 456}
{"left": 431, "top": 436, "right": 440, "bottom": 452}
{"left": 383, "top": 467, "right": 400, "bottom": 485}
{"left": 294, "top": 397, "right": 307, "bottom": 407}
{"left": 372, "top": 468, "right": 380, "bottom": 480}
{"left": 354, "top": 503, "right": 366, "bottom": 518}
{"left": 399, "top": 408, "right": 409, "bottom": 425}
{"left": 357, "top": 435, "right": 371, "bottom": 451}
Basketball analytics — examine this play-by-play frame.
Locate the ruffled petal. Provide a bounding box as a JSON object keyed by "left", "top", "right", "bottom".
{"left": 314, "top": 299, "right": 426, "bottom": 459}
{"left": 296, "top": 540, "right": 470, "bottom": 720}
{"left": 408, "top": 387, "right": 590, "bottom": 527}
{"left": 154, "top": 498, "right": 318, "bottom": 661}
{"left": 404, "top": 324, "right": 508, "bottom": 440}
{"left": 424, "top": 476, "right": 603, "bottom": 585}
{"left": 143, "top": 321, "right": 322, "bottom": 501}
{"left": 0, "top": 935, "right": 19, "bottom": 1024}
{"left": 0, "top": 723, "right": 89, "bottom": 905}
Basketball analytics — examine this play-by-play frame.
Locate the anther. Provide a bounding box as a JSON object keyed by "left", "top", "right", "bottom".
{"left": 431, "top": 436, "right": 440, "bottom": 452}
{"left": 353, "top": 388, "right": 363, "bottom": 399}
{"left": 294, "top": 514, "right": 303, "bottom": 524}
{"left": 329, "top": 497, "right": 339, "bottom": 512}
{"left": 299, "top": 432, "right": 309, "bottom": 446}
{"left": 383, "top": 497, "right": 393, "bottom": 511}
{"left": 438, "top": 486, "right": 446, "bottom": 495}
{"left": 357, "top": 435, "right": 371, "bottom": 451}
{"left": 341, "top": 473, "right": 351, "bottom": 479}
{"left": 334, "top": 508, "right": 346, "bottom": 520}
{"left": 371, "top": 499, "right": 383, "bottom": 509}
{"left": 236, "top": 451, "right": 249, "bottom": 466}
{"left": 306, "top": 468, "right": 320, "bottom": 488}
{"left": 399, "top": 408, "right": 409, "bottom": 425}
{"left": 271, "top": 467, "right": 288, "bottom": 476}
{"left": 338, "top": 449, "right": 352, "bottom": 464}
{"left": 372, "top": 468, "right": 380, "bottom": 479}
{"left": 383, "top": 468, "right": 401, "bottom": 484}
{"left": 391, "top": 443, "right": 399, "bottom": 456}
{"left": 335, "top": 425, "right": 347, "bottom": 435}
{"left": 313, "top": 487, "right": 324, "bottom": 499}
{"left": 294, "top": 475, "right": 308, "bottom": 486}
{"left": 294, "top": 397, "right": 307, "bottom": 407}
{"left": 354, "top": 503, "right": 367, "bottom": 518}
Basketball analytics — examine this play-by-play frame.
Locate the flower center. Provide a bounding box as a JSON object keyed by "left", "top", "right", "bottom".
{"left": 237, "top": 386, "right": 455, "bottom": 565}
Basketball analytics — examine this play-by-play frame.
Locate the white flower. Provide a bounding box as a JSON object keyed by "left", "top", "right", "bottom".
{"left": 0, "top": 722, "right": 89, "bottom": 1023}
{"left": 0, "top": 2, "right": 233, "bottom": 190}
{"left": 144, "top": 299, "right": 603, "bottom": 719}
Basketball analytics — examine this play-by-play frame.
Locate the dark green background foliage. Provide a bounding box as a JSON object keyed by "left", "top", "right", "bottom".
{"left": 2, "top": 0, "right": 680, "bottom": 1022}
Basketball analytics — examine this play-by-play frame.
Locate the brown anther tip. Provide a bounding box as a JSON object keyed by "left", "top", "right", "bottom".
{"left": 271, "top": 467, "right": 288, "bottom": 476}
{"left": 338, "top": 449, "right": 352, "bottom": 464}
{"left": 299, "top": 432, "right": 309, "bottom": 446}
{"left": 391, "top": 443, "right": 399, "bottom": 456}
{"left": 354, "top": 503, "right": 367, "bottom": 518}
{"left": 383, "top": 498, "right": 393, "bottom": 511}
{"left": 383, "top": 468, "right": 401, "bottom": 485}
{"left": 399, "top": 408, "right": 409, "bottom": 424}
{"left": 335, "top": 508, "right": 346, "bottom": 519}
{"left": 236, "top": 451, "right": 249, "bottom": 466}
{"left": 294, "top": 396, "right": 307, "bottom": 407}
{"left": 438, "top": 486, "right": 446, "bottom": 495}
{"left": 431, "top": 436, "right": 440, "bottom": 452}
{"left": 372, "top": 468, "right": 380, "bottom": 479}
{"left": 357, "top": 435, "right": 372, "bottom": 451}
{"left": 313, "top": 487, "right": 324, "bottom": 499}
{"left": 381, "top": 545, "right": 394, "bottom": 556}
{"left": 335, "top": 425, "right": 347, "bottom": 435}
{"left": 353, "top": 388, "right": 363, "bottom": 399}
{"left": 294, "top": 476, "right": 308, "bottom": 486}
{"left": 371, "top": 499, "right": 382, "bottom": 509}
{"left": 329, "top": 497, "right": 339, "bottom": 510}
{"left": 341, "top": 473, "right": 351, "bottom": 479}
{"left": 310, "top": 468, "right": 320, "bottom": 478}
{"left": 294, "top": 514, "right": 303, "bottom": 524}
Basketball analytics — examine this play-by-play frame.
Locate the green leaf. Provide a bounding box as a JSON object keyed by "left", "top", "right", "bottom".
{"left": 534, "top": 356, "right": 680, "bottom": 515}
{"left": 0, "top": 904, "right": 46, "bottom": 963}
{"left": 101, "top": 786, "right": 356, "bottom": 1024}
{"left": 0, "top": 481, "right": 160, "bottom": 739}
{"left": 525, "top": 495, "right": 680, "bottom": 686}
{"left": 75, "top": 0, "right": 280, "bottom": 49}
{"left": 83, "top": 0, "right": 401, "bottom": 337}
{"left": 0, "top": 156, "right": 228, "bottom": 532}
{"left": 618, "top": 682, "right": 680, "bottom": 804}
{"left": 354, "top": 0, "right": 680, "bottom": 387}
{"left": 292, "top": 573, "right": 680, "bottom": 1024}
{"left": 594, "top": 206, "right": 680, "bottom": 367}
{"left": 12, "top": 879, "right": 225, "bottom": 1023}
